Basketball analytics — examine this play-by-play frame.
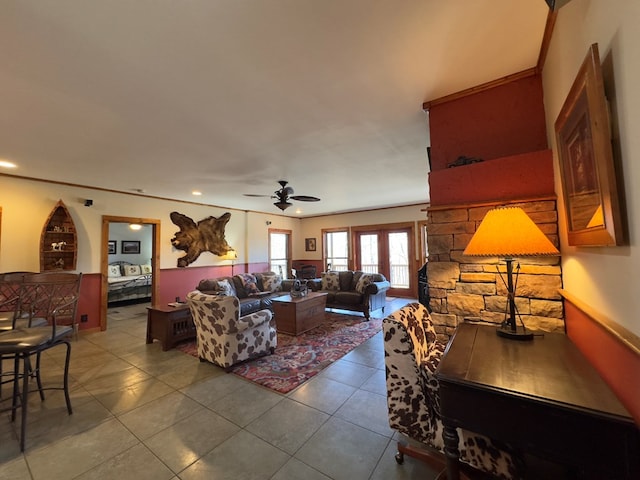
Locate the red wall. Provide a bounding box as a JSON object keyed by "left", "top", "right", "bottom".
{"left": 564, "top": 299, "right": 640, "bottom": 424}
{"left": 429, "top": 149, "right": 554, "bottom": 206}
{"left": 76, "top": 262, "right": 274, "bottom": 330}
{"left": 428, "top": 75, "right": 548, "bottom": 171}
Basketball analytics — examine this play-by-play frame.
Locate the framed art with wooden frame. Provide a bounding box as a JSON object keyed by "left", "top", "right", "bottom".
{"left": 555, "top": 43, "right": 623, "bottom": 247}
{"left": 121, "top": 240, "right": 141, "bottom": 254}
{"left": 305, "top": 238, "right": 316, "bottom": 252}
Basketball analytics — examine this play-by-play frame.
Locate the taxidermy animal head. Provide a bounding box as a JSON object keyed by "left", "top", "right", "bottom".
{"left": 170, "top": 211, "right": 233, "bottom": 267}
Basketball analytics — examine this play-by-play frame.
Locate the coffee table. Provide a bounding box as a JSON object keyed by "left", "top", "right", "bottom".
{"left": 272, "top": 292, "right": 328, "bottom": 335}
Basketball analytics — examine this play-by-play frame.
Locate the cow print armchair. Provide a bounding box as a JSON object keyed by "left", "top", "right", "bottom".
{"left": 186, "top": 291, "right": 277, "bottom": 370}
{"left": 383, "top": 302, "right": 521, "bottom": 479}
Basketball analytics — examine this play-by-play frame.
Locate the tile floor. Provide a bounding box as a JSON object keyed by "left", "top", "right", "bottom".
{"left": 0, "top": 299, "right": 441, "bottom": 480}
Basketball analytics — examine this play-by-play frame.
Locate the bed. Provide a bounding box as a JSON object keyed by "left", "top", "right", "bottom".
{"left": 107, "top": 261, "right": 152, "bottom": 304}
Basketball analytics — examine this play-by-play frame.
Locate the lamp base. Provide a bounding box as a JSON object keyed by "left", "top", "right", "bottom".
{"left": 496, "top": 325, "right": 534, "bottom": 341}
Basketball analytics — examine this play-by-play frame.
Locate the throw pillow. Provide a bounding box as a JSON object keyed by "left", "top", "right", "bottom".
{"left": 108, "top": 265, "right": 121, "bottom": 277}
{"left": 321, "top": 271, "right": 340, "bottom": 291}
{"left": 140, "top": 264, "right": 152, "bottom": 274}
{"left": 237, "top": 273, "right": 260, "bottom": 295}
{"left": 262, "top": 274, "right": 283, "bottom": 293}
{"left": 216, "top": 279, "right": 234, "bottom": 296}
{"left": 124, "top": 264, "right": 141, "bottom": 276}
{"left": 355, "top": 274, "right": 374, "bottom": 294}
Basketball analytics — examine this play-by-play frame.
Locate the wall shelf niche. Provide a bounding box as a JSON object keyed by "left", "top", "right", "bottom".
{"left": 40, "top": 199, "right": 77, "bottom": 271}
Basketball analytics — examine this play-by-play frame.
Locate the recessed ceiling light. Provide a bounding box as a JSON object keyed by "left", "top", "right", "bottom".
{"left": 129, "top": 223, "right": 142, "bottom": 231}
{"left": 192, "top": 190, "right": 202, "bottom": 196}
{"left": 0, "top": 160, "right": 17, "bottom": 169}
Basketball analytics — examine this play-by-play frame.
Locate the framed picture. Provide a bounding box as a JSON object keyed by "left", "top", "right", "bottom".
{"left": 305, "top": 238, "right": 316, "bottom": 252}
{"left": 108, "top": 240, "right": 117, "bottom": 255}
{"left": 121, "top": 240, "right": 141, "bottom": 254}
{"left": 555, "top": 43, "right": 623, "bottom": 246}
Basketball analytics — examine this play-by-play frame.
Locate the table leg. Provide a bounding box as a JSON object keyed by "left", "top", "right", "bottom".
{"left": 443, "top": 424, "right": 461, "bottom": 480}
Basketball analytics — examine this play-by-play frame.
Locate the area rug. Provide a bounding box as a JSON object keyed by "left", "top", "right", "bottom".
{"left": 176, "top": 311, "right": 382, "bottom": 394}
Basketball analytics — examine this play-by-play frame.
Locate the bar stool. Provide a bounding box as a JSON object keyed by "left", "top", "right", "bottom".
{"left": 0, "top": 272, "right": 81, "bottom": 451}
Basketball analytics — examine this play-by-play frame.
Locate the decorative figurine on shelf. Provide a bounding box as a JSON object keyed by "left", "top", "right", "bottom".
{"left": 53, "top": 258, "right": 65, "bottom": 268}
{"left": 51, "top": 241, "right": 67, "bottom": 251}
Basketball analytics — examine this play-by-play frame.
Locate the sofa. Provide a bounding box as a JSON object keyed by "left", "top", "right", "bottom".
{"left": 196, "top": 272, "right": 293, "bottom": 316}
{"left": 306, "top": 270, "right": 390, "bottom": 320}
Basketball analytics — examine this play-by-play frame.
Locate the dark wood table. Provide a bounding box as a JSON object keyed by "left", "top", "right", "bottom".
{"left": 435, "top": 323, "right": 639, "bottom": 480}
{"left": 146, "top": 303, "right": 196, "bottom": 351}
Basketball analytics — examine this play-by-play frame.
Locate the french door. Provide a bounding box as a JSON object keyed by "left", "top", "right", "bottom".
{"left": 354, "top": 225, "right": 414, "bottom": 298}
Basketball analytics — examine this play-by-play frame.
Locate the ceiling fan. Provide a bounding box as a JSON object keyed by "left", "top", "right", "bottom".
{"left": 244, "top": 180, "right": 321, "bottom": 211}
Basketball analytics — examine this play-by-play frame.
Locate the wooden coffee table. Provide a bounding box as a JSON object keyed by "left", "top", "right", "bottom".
{"left": 272, "top": 291, "right": 328, "bottom": 335}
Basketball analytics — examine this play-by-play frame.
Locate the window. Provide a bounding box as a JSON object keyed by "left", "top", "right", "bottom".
{"left": 269, "top": 229, "right": 291, "bottom": 278}
{"left": 323, "top": 229, "right": 349, "bottom": 271}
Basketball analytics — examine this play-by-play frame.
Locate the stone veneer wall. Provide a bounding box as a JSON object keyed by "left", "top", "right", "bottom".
{"left": 426, "top": 198, "right": 564, "bottom": 342}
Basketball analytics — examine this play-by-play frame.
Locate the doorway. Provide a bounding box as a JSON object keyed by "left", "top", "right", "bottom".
{"left": 354, "top": 223, "right": 415, "bottom": 298}
{"left": 100, "top": 215, "right": 161, "bottom": 331}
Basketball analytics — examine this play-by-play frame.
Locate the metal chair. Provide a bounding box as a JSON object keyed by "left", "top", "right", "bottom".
{"left": 0, "top": 272, "right": 44, "bottom": 330}
{"left": 0, "top": 272, "right": 81, "bottom": 451}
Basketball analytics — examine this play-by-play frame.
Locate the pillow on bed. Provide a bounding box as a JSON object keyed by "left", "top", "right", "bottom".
{"left": 140, "top": 264, "right": 152, "bottom": 274}
{"left": 108, "top": 265, "right": 121, "bottom": 277}
{"left": 123, "top": 264, "right": 141, "bottom": 276}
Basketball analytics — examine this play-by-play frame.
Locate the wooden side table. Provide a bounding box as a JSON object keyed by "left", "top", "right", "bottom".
{"left": 272, "top": 292, "right": 328, "bottom": 335}
{"left": 146, "top": 304, "right": 196, "bottom": 351}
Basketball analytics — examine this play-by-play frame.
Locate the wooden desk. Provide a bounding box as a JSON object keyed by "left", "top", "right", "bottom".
{"left": 436, "top": 323, "right": 639, "bottom": 479}
{"left": 146, "top": 304, "right": 196, "bottom": 351}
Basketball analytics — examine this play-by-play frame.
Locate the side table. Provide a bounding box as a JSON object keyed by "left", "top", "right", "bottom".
{"left": 146, "top": 304, "right": 196, "bottom": 351}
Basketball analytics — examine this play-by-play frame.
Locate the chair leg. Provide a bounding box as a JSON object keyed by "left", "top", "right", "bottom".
{"left": 34, "top": 351, "right": 45, "bottom": 401}
{"left": 19, "top": 354, "right": 30, "bottom": 452}
{"left": 11, "top": 354, "right": 20, "bottom": 421}
{"left": 61, "top": 341, "right": 73, "bottom": 415}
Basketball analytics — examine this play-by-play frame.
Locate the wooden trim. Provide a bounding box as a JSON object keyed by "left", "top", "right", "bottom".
{"left": 422, "top": 68, "right": 538, "bottom": 110}
{"left": 537, "top": 9, "right": 558, "bottom": 71}
{"left": 426, "top": 195, "right": 557, "bottom": 213}
{"left": 560, "top": 289, "right": 640, "bottom": 356}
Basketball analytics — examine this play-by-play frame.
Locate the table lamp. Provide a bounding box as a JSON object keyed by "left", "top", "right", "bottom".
{"left": 463, "top": 207, "right": 560, "bottom": 340}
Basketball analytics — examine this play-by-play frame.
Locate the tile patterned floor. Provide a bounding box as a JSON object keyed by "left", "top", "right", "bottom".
{"left": 0, "top": 299, "right": 441, "bottom": 480}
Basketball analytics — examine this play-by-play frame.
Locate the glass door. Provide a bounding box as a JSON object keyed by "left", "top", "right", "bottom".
{"left": 355, "top": 227, "right": 413, "bottom": 297}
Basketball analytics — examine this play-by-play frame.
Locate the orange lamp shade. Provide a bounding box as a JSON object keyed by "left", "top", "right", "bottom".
{"left": 464, "top": 207, "right": 559, "bottom": 257}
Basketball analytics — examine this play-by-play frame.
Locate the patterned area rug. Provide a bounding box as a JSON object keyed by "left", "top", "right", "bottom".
{"left": 176, "top": 311, "right": 382, "bottom": 394}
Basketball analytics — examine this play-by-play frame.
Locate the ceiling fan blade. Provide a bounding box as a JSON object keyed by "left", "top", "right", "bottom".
{"left": 243, "top": 194, "right": 275, "bottom": 198}
{"left": 290, "top": 195, "right": 321, "bottom": 202}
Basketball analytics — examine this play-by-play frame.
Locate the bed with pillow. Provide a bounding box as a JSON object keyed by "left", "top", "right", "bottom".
{"left": 107, "top": 261, "right": 153, "bottom": 304}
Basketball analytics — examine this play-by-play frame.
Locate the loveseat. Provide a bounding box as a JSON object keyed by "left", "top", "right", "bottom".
{"left": 307, "top": 270, "right": 390, "bottom": 320}
{"left": 196, "top": 272, "right": 293, "bottom": 316}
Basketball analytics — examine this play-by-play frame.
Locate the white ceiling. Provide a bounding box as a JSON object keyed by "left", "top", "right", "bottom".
{"left": 0, "top": 0, "right": 549, "bottom": 217}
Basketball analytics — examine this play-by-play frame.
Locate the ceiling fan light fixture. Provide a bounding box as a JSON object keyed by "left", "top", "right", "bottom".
{"left": 274, "top": 201, "right": 292, "bottom": 211}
